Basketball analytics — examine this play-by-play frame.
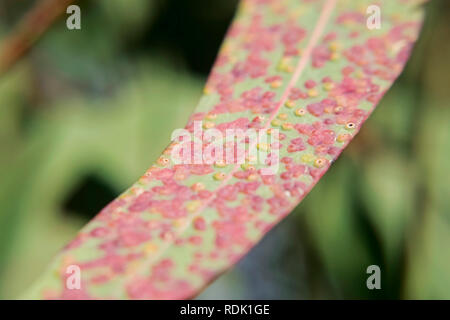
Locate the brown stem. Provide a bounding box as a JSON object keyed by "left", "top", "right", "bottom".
{"left": 0, "top": 0, "right": 76, "bottom": 75}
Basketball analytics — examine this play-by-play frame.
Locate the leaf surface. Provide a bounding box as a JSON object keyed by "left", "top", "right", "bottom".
{"left": 26, "top": 0, "right": 427, "bottom": 299}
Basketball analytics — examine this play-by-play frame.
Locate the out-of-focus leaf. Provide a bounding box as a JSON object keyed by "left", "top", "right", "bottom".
{"left": 24, "top": 0, "right": 426, "bottom": 299}
{"left": 0, "top": 66, "right": 30, "bottom": 160}
{"left": 31, "top": 0, "right": 158, "bottom": 91}
{"left": 98, "top": 0, "right": 159, "bottom": 34}
{"left": 369, "top": 85, "right": 418, "bottom": 147}
{"left": 405, "top": 210, "right": 450, "bottom": 299}
{"left": 359, "top": 153, "right": 416, "bottom": 289}
{"left": 404, "top": 6, "right": 450, "bottom": 297}
{"left": 405, "top": 99, "right": 450, "bottom": 298}
{"left": 301, "top": 158, "right": 374, "bottom": 298}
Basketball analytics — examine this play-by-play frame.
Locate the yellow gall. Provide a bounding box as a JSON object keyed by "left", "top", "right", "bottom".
{"left": 355, "top": 70, "right": 364, "bottom": 79}
{"left": 337, "top": 133, "right": 352, "bottom": 143}
{"left": 334, "top": 106, "right": 344, "bottom": 113}
{"left": 314, "top": 158, "right": 328, "bottom": 168}
{"left": 205, "top": 113, "right": 217, "bottom": 120}
{"left": 157, "top": 156, "right": 170, "bottom": 166}
{"left": 241, "top": 164, "right": 255, "bottom": 171}
{"left": 270, "top": 80, "right": 283, "bottom": 88}
{"left": 191, "top": 182, "right": 205, "bottom": 191}
{"left": 330, "top": 52, "right": 340, "bottom": 61}
{"left": 285, "top": 100, "right": 295, "bottom": 108}
{"left": 308, "top": 89, "right": 318, "bottom": 97}
{"left": 345, "top": 122, "right": 356, "bottom": 130}
{"left": 301, "top": 154, "right": 314, "bottom": 163}
{"left": 143, "top": 171, "right": 152, "bottom": 178}
{"left": 285, "top": 65, "right": 295, "bottom": 73}
{"left": 329, "top": 42, "right": 341, "bottom": 52}
{"left": 323, "top": 82, "right": 335, "bottom": 91}
{"left": 295, "top": 108, "right": 306, "bottom": 116}
{"left": 144, "top": 243, "right": 158, "bottom": 254}
{"left": 163, "top": 150, "right": 173, "bottom": 157}
{"left": 186, "top": 201, "right": 201, "bottom": 213}
{"left": 282, "top": 122, "right": 293, "bottom": 131}
{"left": 214, "top": 160, "right": 227, "bottom": 168}
{"left": 203, "top": 121, "right": 215, "bottom": 129}
{"left": 271, "top": 119, "right": 281, "bottom": 127}
{"left": 203, "top": 86, "right": 212, "bottom": 95}
{"left": 257, "top": 143, "right": 269, "bottom": 152}
{"left": 213, "top": 172, "right": 226, "bottom": 181}
{"left": 277, "top": 113, "right": 288, "bottom": 120}
{"left": 173, "top": 218, "right": 187, "bottom": 227}
{"left": 324, "top": 106, "right": 333, "bottom": 114}
{"left": 277, "top": 58, "right": 294, "bottom": 73}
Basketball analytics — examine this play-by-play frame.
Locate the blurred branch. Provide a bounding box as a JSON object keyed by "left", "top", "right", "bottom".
{"left": 0, "top": 0, "right": 76, "bottom": 76}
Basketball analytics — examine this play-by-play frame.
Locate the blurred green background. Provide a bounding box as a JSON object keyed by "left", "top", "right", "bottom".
{"left": 0, "top": 0, "right": 449, "bottom": 299}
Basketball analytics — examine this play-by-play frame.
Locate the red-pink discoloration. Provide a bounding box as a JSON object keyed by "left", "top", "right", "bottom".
{"left": 29, "top": 0, "right": 425, "bottom": 300}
